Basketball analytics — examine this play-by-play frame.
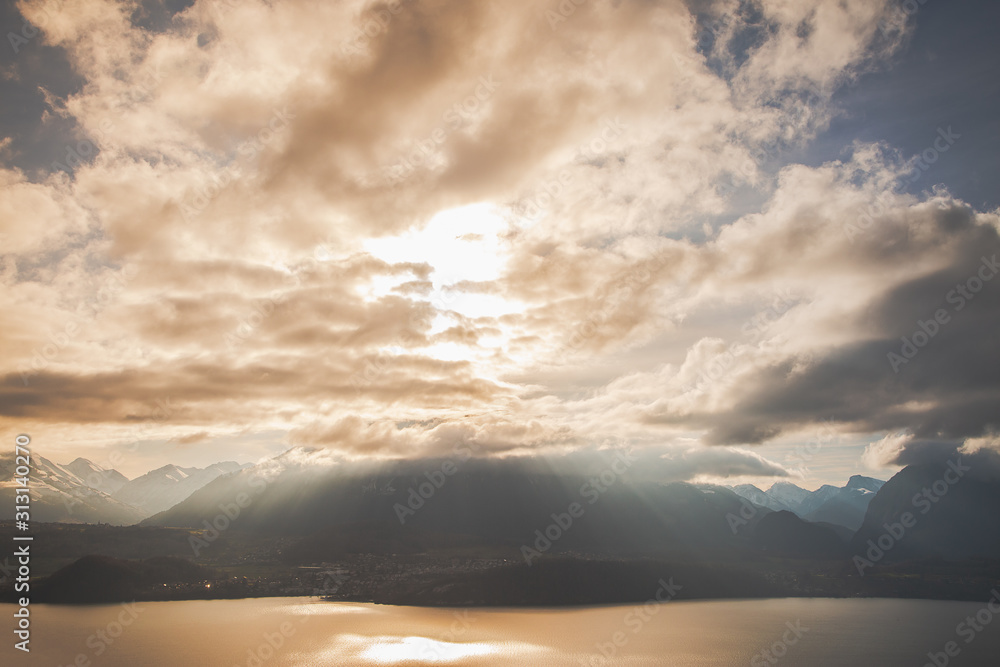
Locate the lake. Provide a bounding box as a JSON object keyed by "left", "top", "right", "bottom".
{"left": 3, "top": 597, "right": 999, "bottom": 666}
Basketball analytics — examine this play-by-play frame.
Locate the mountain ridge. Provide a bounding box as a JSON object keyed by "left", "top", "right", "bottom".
{"left": 729, "top": 475, "right": 887, "bottom": 532}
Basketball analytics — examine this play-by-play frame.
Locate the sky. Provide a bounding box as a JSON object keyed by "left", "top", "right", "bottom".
{"left": 1, "top": 0, "right": 998, "bottom": 489}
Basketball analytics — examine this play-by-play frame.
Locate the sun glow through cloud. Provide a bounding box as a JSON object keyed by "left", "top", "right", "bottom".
{"left": 363, "top": 203, "right": 506, "bottom": 286}
{"left": 3, "top": 3, "right": 1000, "bottom": 664}
{"left": 2, "top": 0, "right": 999, "bottom": 485}
{"left": 362, "top": 203, "right": 526, "bottom": 370}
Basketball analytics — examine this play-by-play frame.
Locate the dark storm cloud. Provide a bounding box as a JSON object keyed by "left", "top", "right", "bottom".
{"left": 648, "top": 205, "right": 1000, "bottom": 446}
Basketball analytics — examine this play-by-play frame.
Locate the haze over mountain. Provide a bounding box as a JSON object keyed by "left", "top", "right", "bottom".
{"left": 64, "top": 458, "right": 130, "bottom": 495}
{"left": 142, "top": 443, "right": 1000, "bottom": 569}
{"left": 145, "top": 447, "right": 859, "bottom": 562}
{"left": 6, "top": 445, "right": 1000, "bottom": 608}
{"left": 0, "top": 455, "right": 251, "bottom": 524}
{"left": 151, "top": 450, "right": 744, "bottom": 549}
{"left": 113, "top": 461, "right": 251, "bottom": 516}
{"left": 13, "top": 441, "right": 999, "bottom": 574}
{"left": 0, "top": 454, "right": 144, "bottom": 525}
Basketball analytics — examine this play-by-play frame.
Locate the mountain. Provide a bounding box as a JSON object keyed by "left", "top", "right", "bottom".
{"left": 852, "top": 460, "right": 1000, "bottom": 561}
{"left": 795, "top": 484, "right": 842, "bottom": 516}
{"left": 845, "top": 475, "right": 885, "bottom": 493}
{"left": 730, "top": 481, "right": 823, "bottom": 517}
{"left": 31, "top": 555, "right": 217, "bottom": 603}
{"left": 803, "top": 475, "right": 884, "bottom": 532}
{"left": 730, "top": 476, "right": 886, "bottom": 532}
{"left": 750, "top": 510, "right": 847, "bottom": 559}
{"left": 0, "top": 454, "right": 145, "bottom": 525}
{"left": 113, "top": 462, "right": 250, "bottom": 516}
{"left": 146, "top": 448, "right": 875, "bottom": 567}
{"left": 146, "top": 451, "right": 785, "bottom": 557}
{"left": 731, "top": 484, "right": 793, "bottom": 512}
{"left": 65, "top": 458, "right": 130, "bottom": 494}
{"left": 0, "top": 454, "right": 256, "bottom": 524}
{"left": 766, "top": 481, "right": 811, "bottom": 509}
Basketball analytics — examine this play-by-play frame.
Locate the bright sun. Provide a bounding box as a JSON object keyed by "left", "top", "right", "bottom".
{"left": 363, "top": 202, "right": 507, "bottom": 297}
{"left": 361, "top": 202, "right": 525, "bottom": 366}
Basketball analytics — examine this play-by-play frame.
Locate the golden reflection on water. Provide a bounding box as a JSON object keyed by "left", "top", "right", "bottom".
{"left": 358, "top": 636, "right": 495, "bottom": 663}
{"left": 318, "top": 630, "right": 547, "bottom": 664}
{"left": 8, "top": 597, "right": 1000, "bottom": 667}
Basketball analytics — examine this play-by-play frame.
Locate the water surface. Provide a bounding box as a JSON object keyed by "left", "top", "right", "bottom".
{"left": 4, "top": 597, "right": 999, "bottom": 666}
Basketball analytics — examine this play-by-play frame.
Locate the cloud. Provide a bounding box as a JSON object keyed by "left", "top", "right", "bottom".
{"left": 288, "top": 413, "right": 577, "bottom": 459}
{"left": 862, "top": 432, "right": 914, "bottom": 470}
{"left": 655, "top": 444, "right": 792, "bottom": 481}
{"left": 6, "top": 0, "right": 997, "bottom": 481}
{"left": 171, "top": 430, "right": 210, "bottom": 445}
{"left": 605, "top": 151, "right": 1000, "bottom": 447}
{"left": 862, "top": 431, "right": 1000, "bottom": 482}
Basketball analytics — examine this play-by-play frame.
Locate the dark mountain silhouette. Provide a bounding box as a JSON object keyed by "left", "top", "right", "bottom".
{"left": 6, "top": 449, "right": 1000, "bottom": 606}
{"left": 145, "top": 453, "right": 786, "bottom": 557}
{"left": 751, "top": 510, "right": 847, "bottom": 559}
{"left": 851, "top": 460, "right": 1000, "bottom": 561}
{"left": 141, "top": 450, "right": 881, "bottom": 566}
{"left": 32, "top": 555, "right": 216, "bottom": 603}
{"left": 374, "top": 558, "right": 780, "bottom": 607}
